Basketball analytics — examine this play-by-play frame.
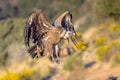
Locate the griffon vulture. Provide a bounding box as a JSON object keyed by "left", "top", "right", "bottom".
{"left": 24, "top": 9, "right": 76, "bottom": 63}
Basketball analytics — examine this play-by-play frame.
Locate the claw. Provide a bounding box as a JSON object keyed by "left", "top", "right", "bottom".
{"left": 56, "top": 59, "right": 61, "bottom": 64}
{"left": 50, "top": 55, "right": 56, "bottom": 63}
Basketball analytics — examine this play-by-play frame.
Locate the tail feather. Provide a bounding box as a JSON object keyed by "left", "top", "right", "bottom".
{"left": 27, "top": 45, "right": 37, "bottom": 58}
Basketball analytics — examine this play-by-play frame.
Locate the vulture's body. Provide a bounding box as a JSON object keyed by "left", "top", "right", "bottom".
{"left": 24, "top": 9, "right": 76, "bottom": 63}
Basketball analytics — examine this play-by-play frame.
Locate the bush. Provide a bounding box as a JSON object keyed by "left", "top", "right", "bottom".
{"left": 0, "top": 69, "right": 34, "bottom": 80}
{"left": 63, "top": 51, "right": 84, "bottom": 71}
{"left": 0, "top": 0, "right": 84, "bottom": 20}
{"left": 93, "top": 0, "right": 120, "bottom": 20}
{"left": 0, "top": 18, "right": 25, "bottom": 66}
{"left": 95, "top": 37, "right": 106, "bottom": 46}
{"left": 109, "top": 22, "right": 120, "bottom": 32}
{"left": 96, "top": 41, "right": 120, "bottom": 62}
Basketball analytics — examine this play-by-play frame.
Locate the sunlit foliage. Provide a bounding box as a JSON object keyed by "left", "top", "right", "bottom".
{"left": 96, "top": 41, "right": 120, "bottom": 62}
{"left": 0, "top": 69, "right": 34, "bottom": 80}
{"left": 71, "top": 32, "right": 88, "bottom": 51}
{"left": 95, "top": 37, "right": 106, "bottom": 46}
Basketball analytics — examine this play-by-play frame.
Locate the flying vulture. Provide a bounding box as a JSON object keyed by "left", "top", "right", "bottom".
{"left": 24, "top": 9, "right": 76, "bottom": 63}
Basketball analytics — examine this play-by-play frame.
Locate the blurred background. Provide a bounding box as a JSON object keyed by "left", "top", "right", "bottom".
{"left": 0, "top": 0, "right": 120, "bottom": 80}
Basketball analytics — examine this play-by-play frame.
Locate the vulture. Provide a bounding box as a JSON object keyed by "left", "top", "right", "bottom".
{"left": 24, "top": 9, "right": 76, "bottom": 63}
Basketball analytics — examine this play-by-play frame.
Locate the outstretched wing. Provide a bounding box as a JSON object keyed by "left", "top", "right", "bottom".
{"left": 53, "top": 11, "right": 86, "bottom": 49}
{"left": 52, "top": 11, "right": 76, "bottom": 40}
{"left": 24, "top": 9, "right": 53, "bottom": 49}
{"left": 52, "top": 11, "right": 75, "bottom": 33}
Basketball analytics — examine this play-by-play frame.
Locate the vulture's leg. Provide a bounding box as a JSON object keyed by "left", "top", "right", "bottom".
{"left": 45, "top": 44, "right": 55, "bottom": 62}
{"left": 54, "top": 44, "right": 61, "bottom": 64}
{"left": 49, "top": 46, "right": 56, "bottom": 63}
{"left": 50, "top": 49, "right": 55, "bottom": 62}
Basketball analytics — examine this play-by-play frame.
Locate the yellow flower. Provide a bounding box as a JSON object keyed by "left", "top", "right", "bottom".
{"left": 109, "top": 23, "right": 116, "bottom": 31}
{"left": 96, "top": 37, "right": 106, "bottom": 46}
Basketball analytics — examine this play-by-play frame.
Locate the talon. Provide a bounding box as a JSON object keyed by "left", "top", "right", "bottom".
{"left": 56, "top": 58, "right": 61, "bottom": 64}
{"left": 50, "top": 56, "right": 56, "bottom": 63}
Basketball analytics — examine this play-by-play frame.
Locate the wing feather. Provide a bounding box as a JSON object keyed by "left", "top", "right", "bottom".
{"left": 53, "top": 11, "right": 78, "bottom": 47}
{"left": 53, "top": 11, "right": 76, "bottom": 34}
{"left": 24, "top": 9, "right": 53, "bottom": 48}
{"left": 53, "top": 11, "right": 73, "bottom": 28}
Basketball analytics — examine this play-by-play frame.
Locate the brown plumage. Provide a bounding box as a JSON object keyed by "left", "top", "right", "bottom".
{"left": 24, "top": 9, "right": 76, "bottom": 63}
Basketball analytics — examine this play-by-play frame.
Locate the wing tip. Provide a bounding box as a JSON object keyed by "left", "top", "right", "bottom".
{"left": 31, "top": 9, "right": 43, "bottom": 15}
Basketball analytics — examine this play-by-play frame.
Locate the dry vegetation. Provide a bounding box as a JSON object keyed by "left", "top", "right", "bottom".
{"left": 0, "top": 0, "right": 120, "bottom": 80}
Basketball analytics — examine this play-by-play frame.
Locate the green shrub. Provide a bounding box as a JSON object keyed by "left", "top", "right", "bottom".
{"left": 0, "top": 18, "right": 25, "bottom": 66}
{"left": 96, "top": 41, "right": 120, "bottom": 62}
{"left": 93, "top": 0, "right": 120, "bottom": 20}
{"left": 64, "top": 51, "right": 84, "bottom": 71}
{"left": 0, "top": 0, "right": 84, "bottom": 20}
